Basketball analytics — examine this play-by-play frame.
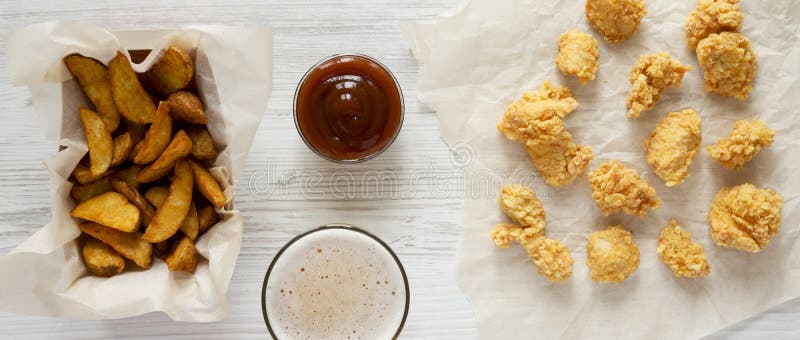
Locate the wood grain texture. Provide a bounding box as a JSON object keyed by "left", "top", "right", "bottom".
{"left": 0, "top": 0, "right": 798, "bottom": 339}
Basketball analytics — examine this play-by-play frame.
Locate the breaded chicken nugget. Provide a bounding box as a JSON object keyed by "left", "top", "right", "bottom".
{"left": 521, "top": 237, "right": 574, "bottom": 282}
{"left": 709, "top": 183, "right": 783, "bottom": 252}
{"left": 644, "top": 109, "right": 702, "bottom": 186}
{"left": 685, "top": 0, "right": 744, "bottom": 49}
{"left": 498, "top": 184, "right": 546, "bottom": 232}
{"left": 498, "top": 82, "right": 594, "bottom": 186}
{"left": 588, "top": 160, "right": 660, "bottom": 217}
{"left": 585, "top": 0, "right": 647, "bottom": 44}
{"left": 707, "top": 119, "right": 774, "bottom": 170}
{"left": 696, "top": 32, "right": 757, "bottom": 99}
{"left": 556, "top": 31, "right": 600, "bottom": 84}
{"left": 657, "top": 220, "right": 711, "bottom": 278}
{"left": 626, "top": 52, "right": 692, "bottom": 118}
{"left": 587, "top": 226, "right": 639, "bottom": 283}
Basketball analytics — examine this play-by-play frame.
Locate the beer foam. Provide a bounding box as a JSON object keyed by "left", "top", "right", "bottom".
{"left": 264, "top": 228, "right": 407, "bottom": 339}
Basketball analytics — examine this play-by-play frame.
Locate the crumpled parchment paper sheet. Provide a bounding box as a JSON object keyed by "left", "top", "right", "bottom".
{"left": 403, "top": 0, "right": 800, "bottom": 338}
{"left": 0, "top": 22, "right": 271, "bottom": 321}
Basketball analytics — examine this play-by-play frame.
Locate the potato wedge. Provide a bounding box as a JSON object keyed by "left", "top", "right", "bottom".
{"left": 153, "top": 238, "right": 173, "bottom": 260}
{"left": 72, "top": 161, "right": 106, "bottom": 185}
{"left": 145, "top": 46, "right": 194, "bottom": 96}
{"left": 79, "top": 222, "right": 152, "bottom": 269}
{"left": 112, "top": 165, "right": 141, "bottom": 189}
{"left": 64, "top": 55, "right": 120, "bottom": 132}
{"left": 143, "top": 185, "right": 198, "bottom": 240}
{"left": 80, "top": 108, "right": 113, "bottom": 176}
{"left": 144, "top": 186, "right": 169, "bottom": 207}
{"left": 189, "top": 160, "right": 226, "bottom": 208}
{"left": 71, "top": 174, "right": 112, "bottom": 202}
{"left": 181, "top": 203, "right": 200, "bottom": 240}
{"left": 165, "top": 236, "right": 198, "bottom": 273}
{"left": 197, "top": 205, "right": 219, "bottom": 235}
{"left": 132, "top": 101, "right": 172, "bottom": 165}
{"left": 143, "top": 160, "right": 193, "bottom": 243}
{"left": 186, "top": 125, "right": 219, "bottom": 161}
{"left": 71, "top": 191, "right": 140, "bottom": 232}
{"left": 109, "top": 52, "right": 155, "bottom": 124}
{"left": 82, "top": 236, "right": 125, "bottom": 277}
{"left": 136, "top": 130, "right": 192, "bottom": 183}
{"left": 110, "top": 132, "right": 133, "bottom": 167}
{"left": 167, "top": 91, "right": 207, "bottom": 124}
{"left": 111, "top": 178, "right": 155, "bottom": 227}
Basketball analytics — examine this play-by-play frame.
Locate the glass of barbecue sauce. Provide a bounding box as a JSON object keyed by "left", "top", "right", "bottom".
{"left": 294, "top": 54, "right": 404, "bottom": 163}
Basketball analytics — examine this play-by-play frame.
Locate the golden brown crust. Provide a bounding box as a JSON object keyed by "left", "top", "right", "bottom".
{"left": 706, "top": 119, "right": 774, "bottom": 170}
{"left": 588, "top": 160, "right": 660, "bottom": 217}
{"left": 644, "top": 109, "right": 702, "bottom": 186}
{"left": 626, "top": 53, "right": 691, "bottom": 118}
{"left": 497, "top": 81, "right": 593, "bottom": 186}
{"left": 696, "top": 32, "right": 757, "bottom": 100}
{"left": 709, "top": 183, "right": 783, "bottom": 252}
{"left": 498, "top": 184, "right": 546, "bottom": 232}
{"left": 685, "top": 0, "right": 743, "bottom": 49}
{"left": 522, "top": 237, "right": 574, "bottom": 282}
{"left": 657, "top": 220, "right": 711, "bottom": 278}
{"left": 586, "top": 226, "right": 639, "bottom": 283}
{"left": 585, "top": 0, "right": 647, "bottom": 44}
{"left": 556, "top": 31, "right": 599, "bottom": 84}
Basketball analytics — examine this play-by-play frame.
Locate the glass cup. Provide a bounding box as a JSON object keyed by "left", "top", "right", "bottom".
{"left": 261, "top": 224, "right": 409, "bottom": 339}
{"left": 293, "top": 54, "right": 405, "bottom": 163}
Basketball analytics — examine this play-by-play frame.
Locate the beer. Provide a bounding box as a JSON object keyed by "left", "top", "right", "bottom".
{"left": 262, "top": 225, "right": 409, "bottom": 339}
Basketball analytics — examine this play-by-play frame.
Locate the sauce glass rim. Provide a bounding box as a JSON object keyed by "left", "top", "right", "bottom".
{"left": 260, "top": 224, "right": 410, "bottom": 339}
{"left": 292, "top": 53, "right": 405, "bottom": 164}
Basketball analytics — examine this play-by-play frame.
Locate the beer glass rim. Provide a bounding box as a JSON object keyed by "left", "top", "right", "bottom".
{"left": 261, "top": 224, "right": 410, "bottom": 339}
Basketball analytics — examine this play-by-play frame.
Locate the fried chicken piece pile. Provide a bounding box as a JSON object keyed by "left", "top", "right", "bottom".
{"left": 644, "top": 109, "right": 702, "bottom": 186}
{"left": 685, "top": 0, "right": 744, "bottom": 50}
{"left": 555, "top": 31, "right": 600, "bottom": 84}
{"left": 657, "top": 219, "right": 711, "bottom": 278}
{"left": 707, "top": 119, "right": 774, "bottom": 170}
{"left": 586, "top": 225, "right": 640, "bottom": 283}
{"left": 626, "top": 53, "right": 692, "bottom": 118}
{"left": 708, "top": 183, "right": 783, "bottom": 253}
{"left": 490, "top": 184, "right": 574, "bottom": 282}
{"left": 696, "top": 32, "right": 757, "bottom": 100}
{"left": 585, "top": 0, "right": 647, "bottom": 44}
{"left": 497, "top": 81, "right": 594, "bottom": 186}
{"left": 588, "top": 160, "right": 660, "bottom": 217}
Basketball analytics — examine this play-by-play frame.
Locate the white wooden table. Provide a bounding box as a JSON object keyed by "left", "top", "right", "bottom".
{"left": 0, "top": 1, "right": 797, "bottom": 338}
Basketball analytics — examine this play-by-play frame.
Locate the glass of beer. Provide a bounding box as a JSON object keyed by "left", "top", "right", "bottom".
{"left": 261, "top": 224, "right": 409, "bottom": 339}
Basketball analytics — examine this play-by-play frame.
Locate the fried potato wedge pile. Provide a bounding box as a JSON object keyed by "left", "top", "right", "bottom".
{"left": 64, "top": 46, "right": 225, "bottom": 277}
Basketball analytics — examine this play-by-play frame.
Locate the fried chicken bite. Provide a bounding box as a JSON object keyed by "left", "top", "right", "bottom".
{"left": 585, "top": 0, "right": 647, "bottom": 44}
{"left": 586, "top": 226, "right": 639, "bottom": 283}
{"left": 696, "top": 32, "right": 757, "bottom": 100}
{"left": 497, "top": 81, "right": 594, "bottom": 186}
{"left": 490, "top": 223, "right": 542, "bottom": 248}
{"left": 709, "top": 183, "right": 783, "bottom": 252}
{"left": 521, "top": 237, "right": 574, "bottom": 282}
{"left": 556, "top": 30, "right": 600, "bottom": 84}
{"left": 626, "top": 52, "right": 692, "bottom": 118}
{"left": 685, "top": 0, "right": 744, "bottom": 49}
{"left": 657, "top": 220, "right": 711, "bottom": 278}
{"left": 588, "top": 160, "right": 660, "bottom": 217}
{"left": 490, "top": 184, "right": 574, "bottom": 282}
{"left": 707, "top": 119, "right": 774, "bottom": 170}
{"left": 498, "top": 184, "right": 546, "bottom": 232}
{"left": 644, "top": 109, "right": 702, "bottom": 186}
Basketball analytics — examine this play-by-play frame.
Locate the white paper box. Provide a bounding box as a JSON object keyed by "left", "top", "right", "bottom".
{"left": 0, "top": 22, "right": 272, "bottom": 321}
